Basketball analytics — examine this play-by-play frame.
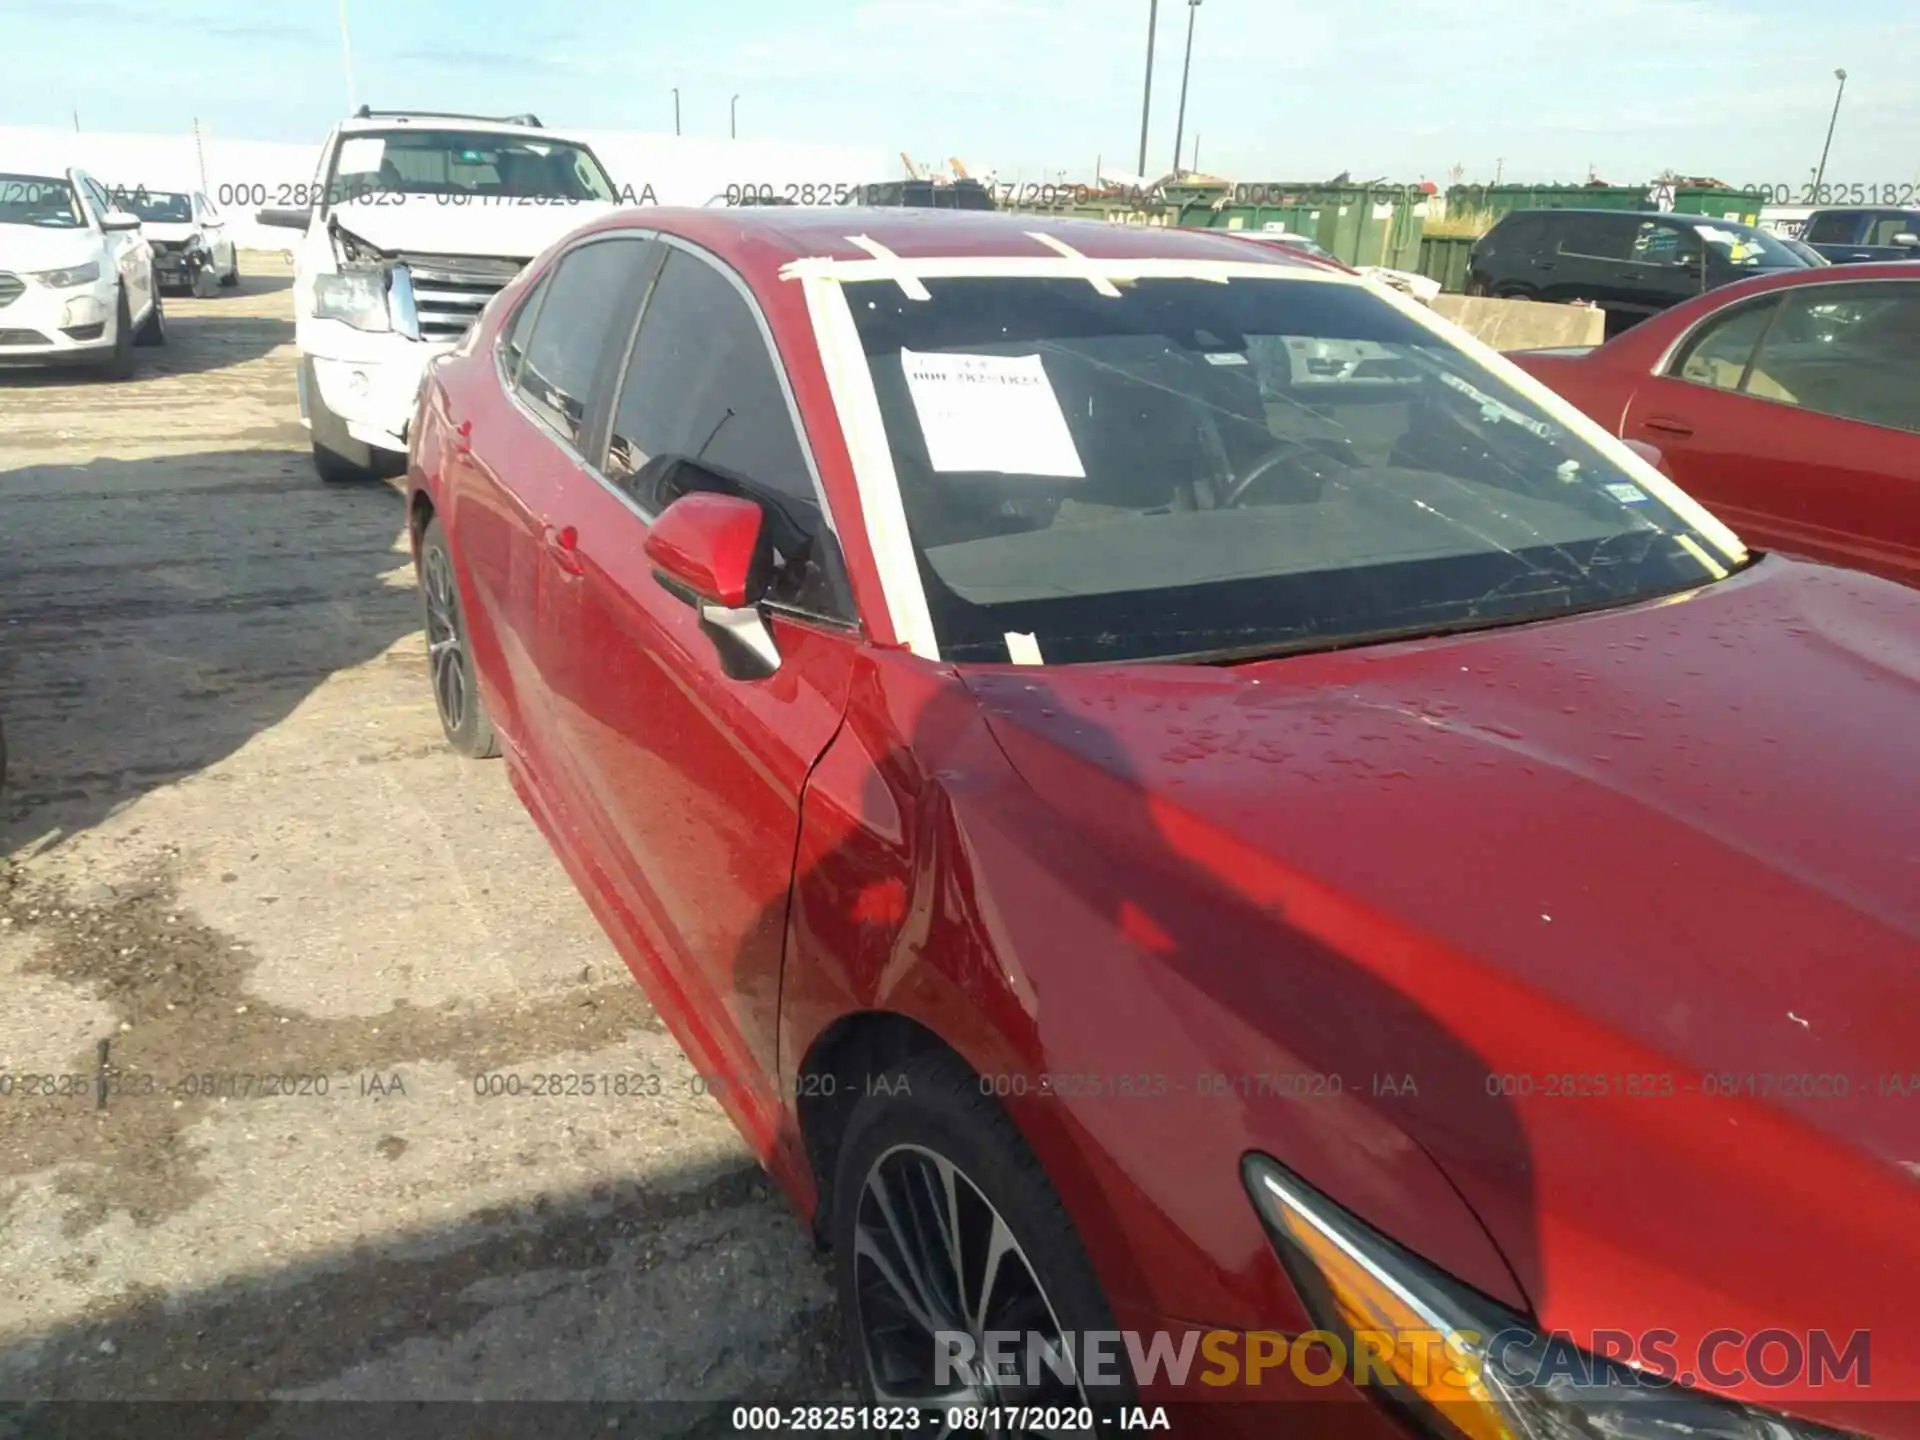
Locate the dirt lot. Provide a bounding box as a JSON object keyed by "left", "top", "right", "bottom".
{"left": 0, "top": 255, "right": 850, "bottom": 1433}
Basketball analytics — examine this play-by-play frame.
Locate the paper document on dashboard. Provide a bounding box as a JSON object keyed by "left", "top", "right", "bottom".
{"left": 899, "top": 349, "right": 1086, "bottom": 478}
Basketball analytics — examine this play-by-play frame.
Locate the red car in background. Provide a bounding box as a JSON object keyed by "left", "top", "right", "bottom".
{"left": 1511, "top": 264, "right": 1920, "bottom": 586}
{"left": 405, "top": 208, "right": 1920, "bottom": 1436}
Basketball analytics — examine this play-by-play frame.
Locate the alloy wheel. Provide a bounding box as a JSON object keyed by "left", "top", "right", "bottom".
{"left": 853, "top": 1143, "right": 1093, "bottom": 1437}
{"left": 422, "top": 546, "right": 467, "bottom": 732}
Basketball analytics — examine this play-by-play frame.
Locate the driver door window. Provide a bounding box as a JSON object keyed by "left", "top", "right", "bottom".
{"left": 605, "top": 247, "right": 851, "bottom": 619}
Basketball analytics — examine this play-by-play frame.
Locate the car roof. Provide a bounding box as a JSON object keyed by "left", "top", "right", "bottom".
{"left": 1498, "top": 208, "right": 1757, "bottom": 229}
{"left": 337, "top": 115, "right": 585, "bottom": 142}
{"left": 576, "top": 206, "right": 1343, "bottom": 284}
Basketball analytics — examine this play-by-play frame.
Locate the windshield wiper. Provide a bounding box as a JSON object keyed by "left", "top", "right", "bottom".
{"left": 1170, "top": 574, "right": 1724, "bottom": 668}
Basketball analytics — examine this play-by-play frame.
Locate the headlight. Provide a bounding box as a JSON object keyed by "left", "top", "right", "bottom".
{"left": 313, "top": 270, "right": 392, "bottom": 332}
{"left": 29, "top": 261, "right": 101, "bottom": 288}
{"left": 1243, "top": 1156, "right": 1854, "bottom": 1440}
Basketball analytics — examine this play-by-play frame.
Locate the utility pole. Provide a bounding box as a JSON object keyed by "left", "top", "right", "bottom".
{"left": 1136, "top": 0, "right": 1159, "bottom": 177}
{"left": 672, "top": 88, "right": 681, "bottom": 136}
{"left": 1812, "top": 68, "right": 1848, "bottom": 199}
{"left": 338, "top": 0, "right": 358, "bottom": 113}
{"left": 1193, "top": 134, "right": 1200, "bottom": 173}
{"left": 730, "top": 94, "right": 739, "bottom": 139}
{"left": 72, "top": 110, "right": 79, "bottom": 132}
{"left": 1170, "top": 0, "right": 1201, "bottom": 177}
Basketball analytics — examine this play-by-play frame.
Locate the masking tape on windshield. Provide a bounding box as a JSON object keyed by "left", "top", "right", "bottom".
{"left": 845, "top": 236, "right": 930, "bottom": 301}
{"left": 801, "top": 274, "right": 940, "bottom": 659}
{"left": 1025, "top": 232, "right": 1124, "bottom": 297}
{"left": 778, "top": 254, "right": 1340, "bottom": 288}
{"left": 1004, "top": 632, "right": 1045, "bottom": 665}
{"left": 1675, "top": 534, "right": 1731, "bottom": 581}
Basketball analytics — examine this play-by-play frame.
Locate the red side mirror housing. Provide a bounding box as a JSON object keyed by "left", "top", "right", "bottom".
{"left": 644, "top": 492, "right": 767, "bottom": 609}
{"left": 1622, "top": 437, "right": 1672, "bottom": 478}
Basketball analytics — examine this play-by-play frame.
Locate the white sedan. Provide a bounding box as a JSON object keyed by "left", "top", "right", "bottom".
{"left": 0, "top": 165, "right": 165, "bottom": 379}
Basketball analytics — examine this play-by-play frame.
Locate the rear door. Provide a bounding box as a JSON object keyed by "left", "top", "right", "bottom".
{"left": 1620, "top": 280, "right": 1920, "bottom": 583}
{"left": 537, "top": 239, "right": 862, "bottom": 1130}
{"left": 1804, "top": 209, "right": 1868, "bottom": 262}
{"left": 442, "top": 235, "right": 654, "bottom": 774}
{"left": 1545, "top": 213, "right": 1637, "bottom": 309}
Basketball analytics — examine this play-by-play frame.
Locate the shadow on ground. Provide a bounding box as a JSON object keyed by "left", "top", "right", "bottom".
{"left": 0, "top": 448, "right": 415, "bottom": 852}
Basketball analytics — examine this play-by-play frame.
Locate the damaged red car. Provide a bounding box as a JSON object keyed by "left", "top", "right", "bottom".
{"left": 406, "top": 209, "right": 1920, "bottom": 1437}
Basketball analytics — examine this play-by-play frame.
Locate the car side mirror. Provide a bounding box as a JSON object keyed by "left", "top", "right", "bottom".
{"left": 1894, "top": 233, "right": 1920, "bottom": 248}
{"left": 257, "top": 206, "right": 311, "bottom": 231}
{"left": 101, "top": 210, "right": 142, "bottom": 232}
{"left": 644, "top": 492, "right": 782, "bottom": 680}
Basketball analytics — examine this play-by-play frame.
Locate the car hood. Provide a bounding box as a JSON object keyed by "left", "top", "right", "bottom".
{"left": 965, "top": 555, "right": 1920, "bottom": 1397}
{"left": 0, "top": 226, "right": 103, "bottom": 272}
{"left": 326, "top": 197, "right": 618, "bottom": 260}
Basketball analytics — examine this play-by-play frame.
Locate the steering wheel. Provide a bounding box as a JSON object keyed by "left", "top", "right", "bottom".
{"left": 1221, "top": 435, "right": 1355, "bottom": 507}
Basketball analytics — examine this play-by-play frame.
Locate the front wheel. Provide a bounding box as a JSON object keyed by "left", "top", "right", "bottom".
{"left": 830, "top": 1049, "right": 1132, "bottom": 1429}
{"left": 417, "top": 517, "right": 499, "bottom": 759}
{"left": 220, "top": 249, "right": 241, "bottom": 288}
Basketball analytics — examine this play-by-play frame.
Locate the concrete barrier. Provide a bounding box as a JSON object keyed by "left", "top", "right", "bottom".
{"left": 1429, "top": 295, "right": 1605, "bottom": 351}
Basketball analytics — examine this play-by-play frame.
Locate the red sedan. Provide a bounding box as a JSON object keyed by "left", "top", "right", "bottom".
{"left": 404, "top": 208, "right": 1919, "bottom": 1435}
{"left": 1510, "top": 264, "right": 1920, "bottom": 586}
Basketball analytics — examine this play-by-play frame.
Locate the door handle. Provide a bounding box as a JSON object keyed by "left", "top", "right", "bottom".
{"left": 1640, "top": 416, "right": 1694, "bottom": 438}
{"left": 451, "top": 418, "right": 472, "bottom": 456}
{"left": 541, "top": 522, "right": 586, "bottom": 576}
{"left": 1848, "top": 252, "right": 1873, "bottom": 260}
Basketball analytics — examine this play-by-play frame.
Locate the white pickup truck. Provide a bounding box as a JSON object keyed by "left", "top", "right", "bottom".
{"left": 258, "top": 107, "right": 621, "bottom": 483}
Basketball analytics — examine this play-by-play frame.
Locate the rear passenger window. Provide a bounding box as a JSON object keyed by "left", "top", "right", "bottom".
{"left": 1556, "top": 214, "right": 1633, "bottom": 261}
{"left": 499, "top": 272, "right": 549, "bottom": 386}
{"left": 1803, "top": 212, "right": 1860, "bottom": 245}
{"left": 605, "top": 247, "right": 852, "bottom": 619}
{"left": 1670, "top": 296, "right": 1782, "bottom": 390}
{"left": 515, "top": 238, "right": 645, "bottom": 447}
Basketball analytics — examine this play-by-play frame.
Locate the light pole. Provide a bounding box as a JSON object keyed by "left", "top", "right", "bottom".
{"left": 1170, "top": 0, "right": 1201, "bottom": 177}
{"left": 672, "top": 88, "right": 681, "bottom": 136}
{"left": 1812, "top": 68, "right": 1847, "bottom": 200}
{"left": 1135, "top": 0, "right": 1159, "bottom": 177}
{"left": 338, "top": 0, "right": 358, "bottom": 112}
{"left": 730, "top": 94, "right": 739, "bottom": 139}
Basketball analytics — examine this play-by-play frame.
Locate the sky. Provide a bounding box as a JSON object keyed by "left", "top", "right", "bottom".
{"left": 4, "top": 0, "right": 1917, "bottom": 190}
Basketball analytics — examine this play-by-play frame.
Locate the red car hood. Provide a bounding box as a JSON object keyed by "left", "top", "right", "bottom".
{"left": 964, "top": 555, "right": 1920, "bottom": 1407}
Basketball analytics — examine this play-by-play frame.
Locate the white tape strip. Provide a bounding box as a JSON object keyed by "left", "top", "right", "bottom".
{"left": 845, "top": 235, "right": 931, "bottom": 301}
{"left": 1025, "top": 232, "right": 1123, "bottom": 296}
{"left": 777, "top": 254, "right": 1331, "bottom": 288}
{"left": 1004, "top": 632, "right": 1045, "bottom": 665}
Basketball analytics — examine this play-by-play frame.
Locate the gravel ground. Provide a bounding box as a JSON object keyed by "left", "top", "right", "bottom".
{"left": 0, "top": 255, "right": 853, "bottom": 1434}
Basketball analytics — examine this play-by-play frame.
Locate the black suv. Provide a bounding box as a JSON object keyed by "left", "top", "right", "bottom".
{"left": 1467, "top": 209, "right": 1810, "bottom": 333}
{"left": 1799, "top": 207, "right": 1920, "bottom": 264}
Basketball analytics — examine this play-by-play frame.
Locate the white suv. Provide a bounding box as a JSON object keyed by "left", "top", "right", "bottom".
{"left": 258, "top": 107, "right": 621, "bottom": 483}
{"left": 0, "top": 165, "right": 165, "bottom": 379}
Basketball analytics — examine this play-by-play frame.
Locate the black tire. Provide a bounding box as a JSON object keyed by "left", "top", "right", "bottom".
{"left": 417, "top": 517, "right": 499, "bottom": 759}
{"left": 829, "top": 1048, "right": 1133, "bottom": 1422}
{"left": 220, "top": 250, "right": 241, "bottom": 288}
{"left": 132, "top": 274, "right": 166, "bottom": 346}
{"left": 97, "top": 287, "right": 135, "bottom": 380}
